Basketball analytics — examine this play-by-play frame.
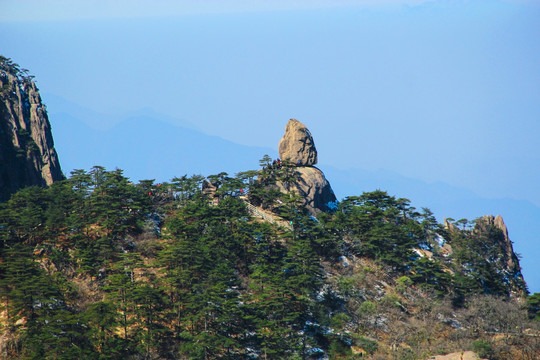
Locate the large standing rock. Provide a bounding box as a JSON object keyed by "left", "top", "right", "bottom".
{"left": 0, "top": 61, "right": 63, "bottom": 201}
{"left": 251, "top": 118, "right": 336, "bottom": 216}
{"left": 278, "top": 119, "right": 317, "bottom": 166}
{"left": 274, "top": 119, "right": 336, "bottom": 215}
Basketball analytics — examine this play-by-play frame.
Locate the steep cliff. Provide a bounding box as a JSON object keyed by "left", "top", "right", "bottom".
{"left": 0, "top": 57, "right": 63, "bottom": 201}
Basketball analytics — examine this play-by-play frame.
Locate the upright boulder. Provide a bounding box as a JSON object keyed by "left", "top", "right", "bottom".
{"left": 0, "top": 58, "right": 63, "bottom": 201}
{"left": 278, "top": 119, "right": 317, "bottom": 166}
{"left": 276, "top": 119, "right": 336, "bottom": 216}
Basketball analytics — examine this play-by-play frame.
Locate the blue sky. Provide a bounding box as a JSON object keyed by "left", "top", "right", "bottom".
{"left": 0, "top": 1, "right": 433, "bottom": 21}
{"left": 2, "top": 0, "right": 538, "bottom": 206}
{"left": 1, "top": 0, "right": 539, "bottom": 288}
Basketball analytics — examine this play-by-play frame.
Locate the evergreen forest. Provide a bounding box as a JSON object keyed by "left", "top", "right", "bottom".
{"left": 0, "top": 162, "right": 539, "bottom": 360}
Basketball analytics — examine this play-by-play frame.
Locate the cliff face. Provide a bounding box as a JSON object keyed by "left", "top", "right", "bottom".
{"left": 0, "top": 58, "right": 63, "bottom": 201}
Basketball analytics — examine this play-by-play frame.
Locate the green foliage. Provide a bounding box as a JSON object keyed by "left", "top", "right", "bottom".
{"left": 353, "top": 335, "right": 378, "bottom": 355}
{"left": 0, "top": 164, "right": 532, "bottom": 359}
{"left": 1, "top": 55, "right": 36, "bottom": 83}
{"left": 259, "top": 154, "right": 273, "bottom": 167}
{"left": 0, "top": 243, "right": 93, "bottom": 359}
{"left": 336, "top": 273, "right": 365, "bottom": 297}
{"left": 330, "top": 190, "right": 421, "bottom": 271}
{"left": 447, "top": 217, "right": 527, "bottom": 298}
{"left": 471, "top": 339, "right": 494, "bottom": 358}
{"left": 527, "top": 293, "right": 540, "bottom": 321}
{"left": 380, "top": 293, "right": 402, "bottom": 309}
{"left": 410, "top": 257, "right": 451, "bottom": 296}
{"left": 396, "top": 275, "right": 413, "bottom": 293}
{"left": 16, "top": 128, "right": 40, "bottom": 154}
{"left": 328, "top": 336, "right": 353, "bottom": 358}
{"left": 330, "top": 313, "right": 351, "bottom": 330}
{"left": 357, "top": 301, "right": 377, "bottom": 318}
{"left": 247, "top": 163, "right": 282, "bottom": 209}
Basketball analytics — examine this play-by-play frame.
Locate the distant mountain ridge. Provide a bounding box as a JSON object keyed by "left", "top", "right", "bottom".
{"left": 42, "top": 92, "right": 201, "bottom": 132}
{"left": 50, "top": 111, "right": 276, "bottom": 182}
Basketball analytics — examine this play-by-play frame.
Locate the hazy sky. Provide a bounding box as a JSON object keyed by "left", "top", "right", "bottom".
{"left": 1, "top": 0, "right": 539, "bottom": 206}
{"left": 1, "top": 1, "right": 434, "bottom": 21}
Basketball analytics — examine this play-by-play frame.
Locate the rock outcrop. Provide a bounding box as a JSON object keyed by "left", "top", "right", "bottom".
{"left": 276, "top": 119, "right": 336, "bottom": 215}
{"left": 476, "top": 215, "right": 522, "bottom": 277}
{"left": 471, "top": 215, "right": 527, "bottom": 295}
{"left": 442, "top": 215, "right": 526, "bottom": 296}
{"left": 0, "top": 58, "right": 63, "bottom": 201}
{"left": 278, "top": 119, "right": 317, "bottom": 166}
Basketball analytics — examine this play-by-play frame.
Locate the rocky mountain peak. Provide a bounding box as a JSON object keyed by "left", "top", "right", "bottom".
{"left": 0, "top": 57, "right": 63, "bottom": 201}
{"left": 278, "top": 118, "right": 317, "bottom": 166}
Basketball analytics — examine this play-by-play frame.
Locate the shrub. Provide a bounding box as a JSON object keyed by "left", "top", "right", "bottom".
{"left": 471, "top": 339, "right": 493, "bottom": 358}
{"left": 331, "top": 313, "right": 352, "bottom": 331}
{"left": 353, "top": 335, "right": 378, "bottom": 355}
{"left": 396, "top": 276, "right": 413, "bottom": 293}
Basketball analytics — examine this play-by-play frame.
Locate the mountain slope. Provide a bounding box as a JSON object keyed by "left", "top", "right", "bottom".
{"left": 46, "top": 96, "right": 539, "bottom": 293}
{"left": 324, "top": 165, "right": 540, "bottom": 293}
{"left": 0, "top": 169, "right": 537, "bottom": 359}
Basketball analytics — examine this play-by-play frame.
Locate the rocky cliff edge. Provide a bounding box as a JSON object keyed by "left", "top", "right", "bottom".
{"left": 0, "top": 57, "right": 63, "bottom": 201}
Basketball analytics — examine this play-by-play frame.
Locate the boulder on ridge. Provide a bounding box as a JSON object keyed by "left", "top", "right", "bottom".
{"left": 278, "top": 119, "right": 317, "bottom": 166}
{"left": 275, "top": 119, "right": 336, "bottom": 215}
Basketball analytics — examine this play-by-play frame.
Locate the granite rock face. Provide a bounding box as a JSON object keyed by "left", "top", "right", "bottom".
{"left": 277, "top": 166, "right": 337, "bottom": 216}
{"left": 275, "top": 119, "right": 336, "bottom": 216}
{"left": 0, "top": 62, "right": 63, "bottom": 201}
{"left": 278, "top": 119, "right": 317, "bottom": 166}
